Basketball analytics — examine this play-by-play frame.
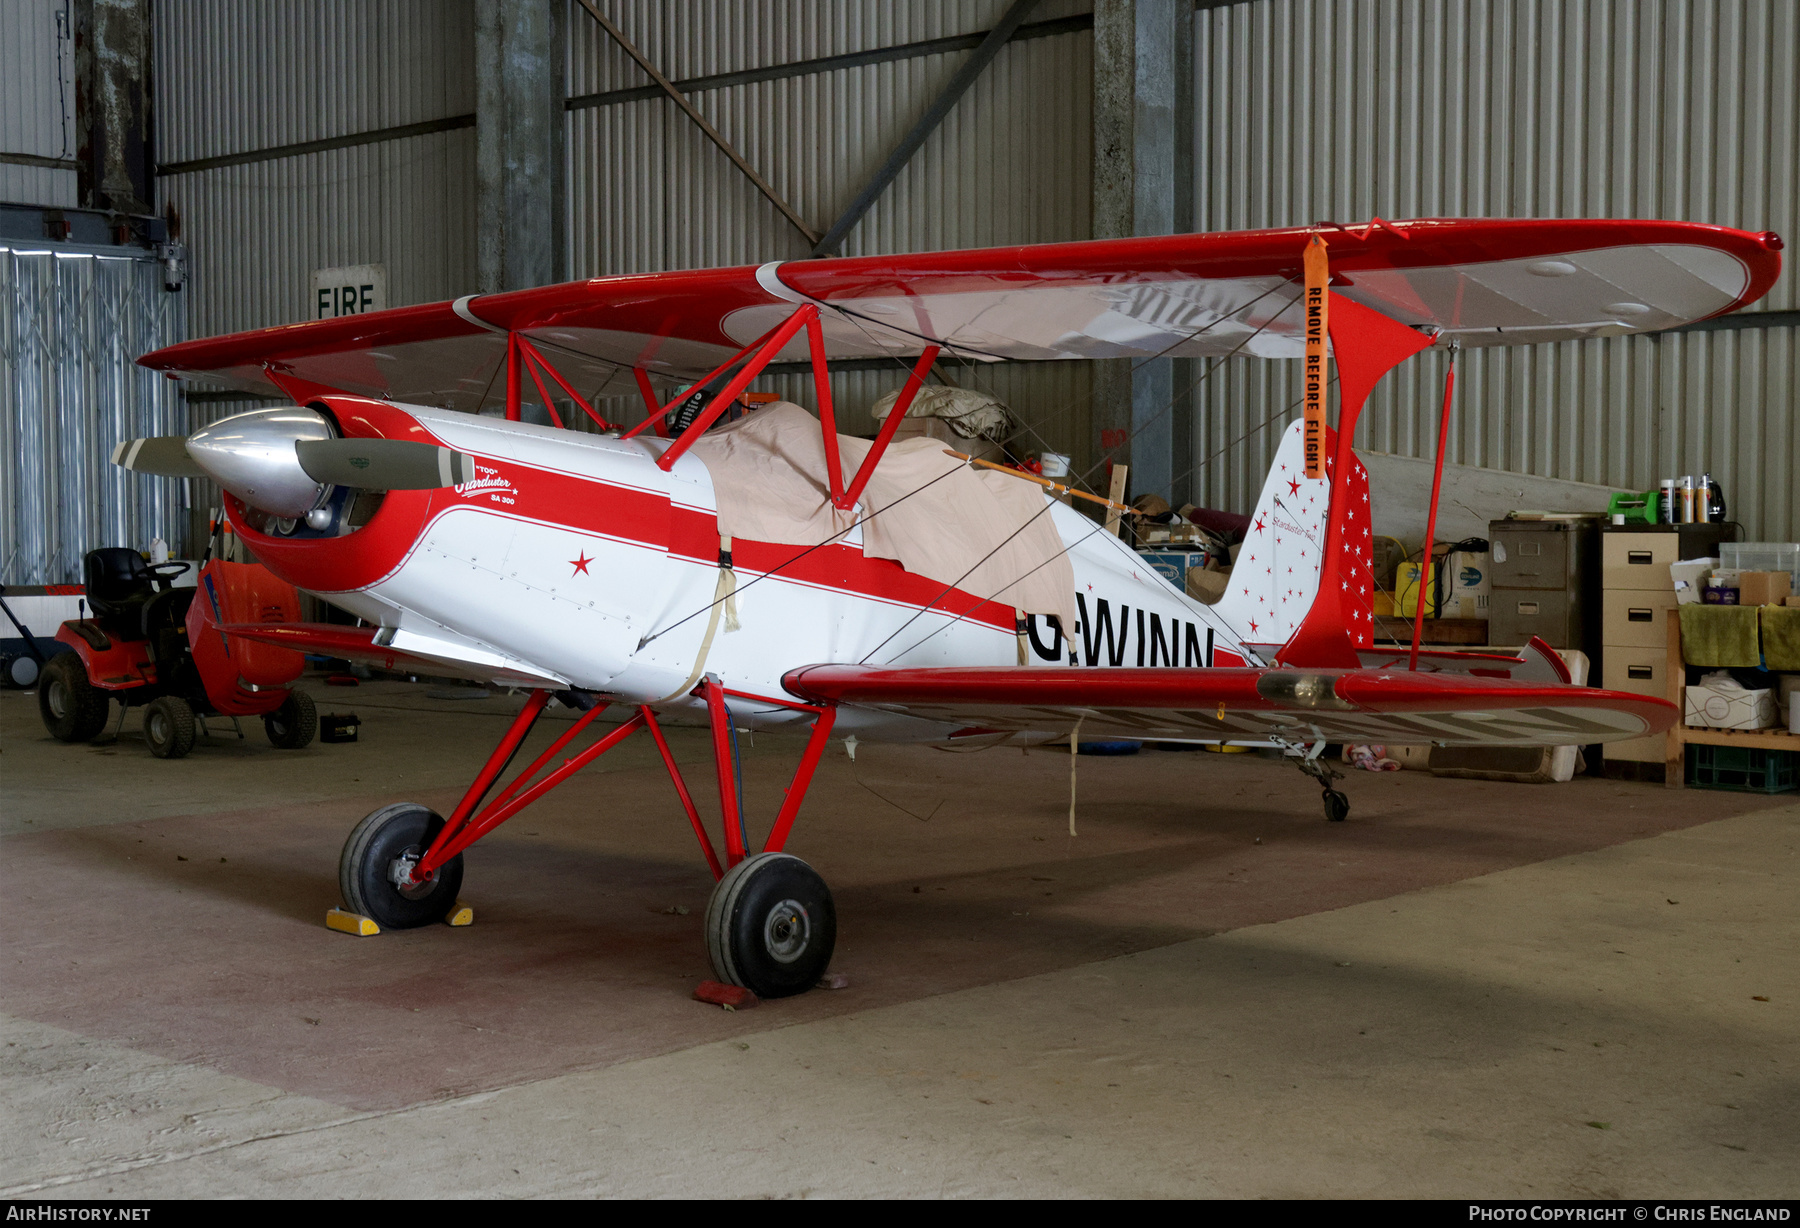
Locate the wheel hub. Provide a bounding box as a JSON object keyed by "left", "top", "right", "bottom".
{"left": 47, "top": 681, "right": 68, "bottom": 719}
{"left": 387, "top": 846, "right": 438, "bottom": 899}
{"left": 762, "top": 898, "right": 811, "bottom": 963}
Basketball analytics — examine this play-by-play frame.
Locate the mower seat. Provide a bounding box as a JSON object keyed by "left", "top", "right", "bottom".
{"left": 83, "top": 548, "right": 158, "bottom": 642}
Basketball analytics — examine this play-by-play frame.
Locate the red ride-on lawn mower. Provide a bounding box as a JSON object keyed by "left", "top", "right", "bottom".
{"left": 38, "top": 547, "right": 317, "bottom": 758}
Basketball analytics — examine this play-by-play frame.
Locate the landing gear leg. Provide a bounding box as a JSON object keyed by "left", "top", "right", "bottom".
{"left": 690, "top": 677, "right": 841, "bottom": 998}
{"left": 1286, "top": 739, "right": 1350, "bottom": 822}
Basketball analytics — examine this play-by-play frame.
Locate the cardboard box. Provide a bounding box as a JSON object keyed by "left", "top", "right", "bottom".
{"left": 1684, "top": 674, "right": 1778, "bottom": 730}
{"left": 1396, "top": 560, "right": 1436, "bottom": 618}
{"left": 1671, "top": 558, "right": 1716, "bottom": 604}
{"left": 1398, "top": 552, "right": 1490, "bottom": 619}
{"left": 1139, "top": 549, "right": 1201, "bottom": 590}
{"left": 1139, "top": 523, "right": 1209, "bottom": 549}
{"left": 1440, "top": 550, "right": 1491, "bottom": 619}
{"left": 1737, "top": 570, "right": 1793, "bottom": 606}
{"left": 1186, "top": 567, "right": 1229, "bottom": 604}
{"left": 1787, "top": 595, "right": 1800, "bottom": 607}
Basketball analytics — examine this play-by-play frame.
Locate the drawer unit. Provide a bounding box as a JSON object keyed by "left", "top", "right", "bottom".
{"left": 1602, "top": 647, "right": 1674, "bottom": 763}
{"left": 1489, "top": 590, "right": 1584, "bottom": 650}
{"left": 1490, "top": 527, "right": 1572, "bottom": 589}
{"left": 1487, "top": 519, "right": 1600, "bottom": 663}
{"left": 1602, "top": 589, "right": 1680, "bottom": 648}
{"left": 1602, "top": 645, "right": 1668, "bottom": 695}
{"left": 1599, "top": 525, "right": 1737, "bottom": 767}
{"left": 1603, "top": 533, "right": 1683, "bottom": 590}
{"left": 1602, "top": 524, "right": 1738, "bottom": 589}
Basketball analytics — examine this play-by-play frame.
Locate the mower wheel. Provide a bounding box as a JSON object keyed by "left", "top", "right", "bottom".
{"left": 38, "top": 654, "right": 110, "bottom": 743}
{"left": 264, "top": 690, "right": 317, "bottom": 749}
{"left": 144, "top": 695, "right": 198, "bottom": 759}
{"left": 340, "top": 803, "right": 463, "bottom": 928}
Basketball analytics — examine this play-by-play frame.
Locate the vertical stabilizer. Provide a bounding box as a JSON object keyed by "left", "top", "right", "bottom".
{"left": 1209, "top": 420, "right": 1370, "bottom": 657}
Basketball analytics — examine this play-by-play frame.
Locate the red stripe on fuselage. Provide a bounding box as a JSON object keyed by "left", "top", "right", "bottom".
{"left": 234, "top": 398, "right": 1017, "bottom": 629}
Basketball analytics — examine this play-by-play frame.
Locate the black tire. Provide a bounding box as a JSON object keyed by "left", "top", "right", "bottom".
{"left": 38, "top": 653, "right": 110, "bottom": 743}
{"left": 1324, "top": 788, "right": 1350, "bottom": 823}
{"left": 144, "top": 695, "right": 198, "bottom": 759}
{"left": 705, "top": 852, "right": 836, "bottom": 998}
{"left": 339, "top": 803, "right": 463, "bottom": 929}
{"left": 264, "top": 690, "right": 318, "bottom": 749}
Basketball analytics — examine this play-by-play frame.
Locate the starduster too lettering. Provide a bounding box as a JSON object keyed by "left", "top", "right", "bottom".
{"left": 1302, "top": 233, "right": 1329, "bottom": 479}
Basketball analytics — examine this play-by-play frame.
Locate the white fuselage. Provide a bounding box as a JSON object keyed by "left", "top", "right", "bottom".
{"left": 313, "top": 407, "right": 1270, "bottom": 740}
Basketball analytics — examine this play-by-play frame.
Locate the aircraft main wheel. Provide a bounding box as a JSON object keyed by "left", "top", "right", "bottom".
{"left": 705, "top": 852, "right": 836, "bottom": 999}
{"left": 38, "top": 654, "right": 110, "bottom": 743}
{"left": 264, "top": 690, "right": 317, "bottom": 749}
{"left": 339, "top": 803, "right": 463, "bottom": 929}
{"left": 144, "top": 695, "right": 198, "bottom": 759}
{"left": 1323, "top": 788, "right": 1350, "bottom": 823}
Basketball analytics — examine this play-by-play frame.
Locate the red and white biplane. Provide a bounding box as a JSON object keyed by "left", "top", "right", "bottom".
{"left": 117, "top": 217, "right": 1781, "bottom": 997}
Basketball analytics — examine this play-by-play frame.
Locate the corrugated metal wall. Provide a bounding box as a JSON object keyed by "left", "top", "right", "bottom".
{"left": 565, "top": 0, "right": 1095, "bottom": 438}
{"left": 1, "top": 242, "right": 187, "bottom": 583}
{"left": 153, "top": 0, "right": 478, "bottom": 341}
{"left": 142, "top": 0, "right": 1793, "bottom": 538}
{"left": 1189, "top": 0, "right": 1798, "bottom": 541}
{"left": 1, "top": 0, "right": 79, "bottom": 207}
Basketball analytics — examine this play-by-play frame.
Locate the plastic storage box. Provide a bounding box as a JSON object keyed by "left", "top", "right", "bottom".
{"left": 1685, "top": 744, "right": 1798, "bottom": 793}
{"left": 1721, "top": 542, "right": 1800, "bottom": 588}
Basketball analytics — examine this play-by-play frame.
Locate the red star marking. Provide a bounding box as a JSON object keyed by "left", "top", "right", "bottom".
{"left": 1249, "top": 620, "right": 1259, "bottom": 633}
{"left": 570, "top": 552, "right": 593, "bottom": 575}
{"left": 1287, "top": 478, "right": 1302, "bottom": 496}
{"left": 1253, "top": 515, "right": 1266, "bottom": 534}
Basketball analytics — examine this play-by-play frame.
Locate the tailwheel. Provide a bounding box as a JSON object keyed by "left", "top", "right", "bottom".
{"left": 339, "top": 803, "right": 464, "bottom": 928}
{"left": 1323, "top": 788, "right": 1350, "bottom": 823}
{"left": 705, "top": 852, "right": 836, "bottom": 999}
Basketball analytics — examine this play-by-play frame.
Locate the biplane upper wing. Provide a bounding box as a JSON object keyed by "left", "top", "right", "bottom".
{"left": 140, "top": 219, "right": 1780, "bottom": 410}
{"left": 781, "top": 664, "right": 1677, "bottom": 747}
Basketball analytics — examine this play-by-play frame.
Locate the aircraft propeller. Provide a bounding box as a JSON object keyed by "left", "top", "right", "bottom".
{"left": 113, "top": 406, "right": 477, "bottom": 521}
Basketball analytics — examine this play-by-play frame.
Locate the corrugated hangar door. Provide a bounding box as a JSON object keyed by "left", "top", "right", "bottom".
{"left": 0, "top": 241, "right": 188, "bottom": 585}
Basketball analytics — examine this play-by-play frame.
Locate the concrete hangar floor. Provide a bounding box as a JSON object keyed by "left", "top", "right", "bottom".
{"left": 2, "top": 677, "right": 1793, "bottom": 1199}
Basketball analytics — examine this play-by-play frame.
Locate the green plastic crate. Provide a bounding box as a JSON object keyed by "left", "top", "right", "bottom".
{"left": 1685, "top": 744, "right": 1799, "bottom": 793}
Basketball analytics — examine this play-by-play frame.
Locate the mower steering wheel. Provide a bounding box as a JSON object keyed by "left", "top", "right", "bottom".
{"left": 147, "top": 560, "right": 192, "bottom": 590}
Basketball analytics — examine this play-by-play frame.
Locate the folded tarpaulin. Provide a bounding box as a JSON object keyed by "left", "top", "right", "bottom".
{"left": 1678, "top": 604, "right": 1762, "bottom": 668}
{"left": 687, "top": 402, "right": 1076, "bottom": 635}
{"left": 1761, "top": 604, "right": 1800, "bottom": 671}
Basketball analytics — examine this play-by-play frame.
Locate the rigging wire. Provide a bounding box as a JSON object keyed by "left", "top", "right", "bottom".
{"left": 873, "top": 378, "right": 1334, "bottom": 666}
{"left": 823, "top": 279, "right": 1297, "bottom": 499}
{"left": 855, "top": 293, "right": 1303, "bottom": 665}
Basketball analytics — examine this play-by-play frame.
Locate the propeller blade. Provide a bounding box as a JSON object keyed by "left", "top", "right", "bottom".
{"left": 294, "top": 438, "right": 478, "bottom": 490}
{"left": 111, "top": 436, "right": 208, "bottom": 479}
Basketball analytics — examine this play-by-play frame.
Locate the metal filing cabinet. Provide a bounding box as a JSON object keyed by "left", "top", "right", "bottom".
{"left": 1488, "top": 518, "right": 1602, "bottom": 667}
{"left": 1601, "top": 523, "right": 1737, "bottom": 764}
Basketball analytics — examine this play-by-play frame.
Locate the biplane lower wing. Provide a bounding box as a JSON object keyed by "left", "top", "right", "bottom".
{"left": 782, "top": 664, "right": 1675, "bottom": 748}
{"left": 221, "top": 623, "right": 567, "bottom": 689}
